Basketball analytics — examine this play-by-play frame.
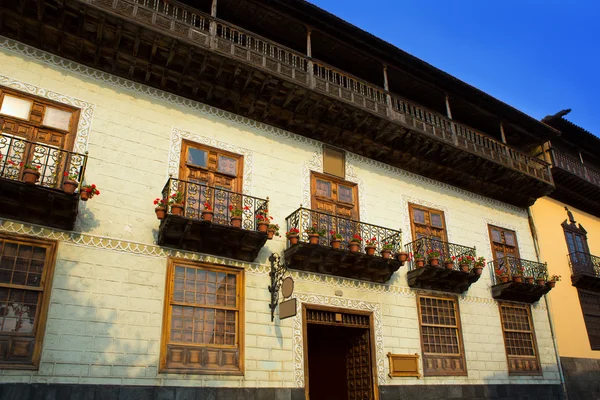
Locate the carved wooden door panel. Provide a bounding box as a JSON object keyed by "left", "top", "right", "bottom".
{"left": 180, "top": 141, "right": 242, "bottom": 222}
{"left": 346, "top": 329, "right": 373, "bottom": 400}
{"left": 409, "top": 204, "right": 447, "bottom": 241}
{"left": 488, "top": 226, "right": 520, "bottom": 276}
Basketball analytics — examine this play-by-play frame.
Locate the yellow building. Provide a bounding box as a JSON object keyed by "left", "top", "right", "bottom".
{"left": 531, "top": 110, "right": 600, "bottom": 400}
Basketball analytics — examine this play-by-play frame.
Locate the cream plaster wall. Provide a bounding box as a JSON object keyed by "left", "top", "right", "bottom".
{"left": 0, "top": 39, "right": 560, "bottom": 387}
{"left": 530, "top": 196, "right": 600, "bottom": 360}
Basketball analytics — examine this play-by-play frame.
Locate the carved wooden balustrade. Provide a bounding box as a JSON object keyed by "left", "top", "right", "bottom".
{"left": 552, "top": 150, "right": 600, "bottom": 188}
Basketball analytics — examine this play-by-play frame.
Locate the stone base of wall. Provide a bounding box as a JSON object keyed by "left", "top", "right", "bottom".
{"left": 0, "top": 383, "right": 566, "bottom": 400}
{"left": 380, "top": 384, "right": 565, "bottom": 400}
{"left": 561, "top": 356, "right": 600, "bottom": 400}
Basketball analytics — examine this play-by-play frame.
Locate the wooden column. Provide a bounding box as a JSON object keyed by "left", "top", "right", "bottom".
{"left": 306, "top": 29, "right": 312, "bottom": 57}
{"left": 445, "top": 95, "right": 458, "bottom": 145}
{"left": 383, "top": 65, "right": 389, "bottom": 91}
{"left": 306, "top": 28, "right": 315, "bottom": 89}
{"left": 209, "top": 0, "right": 218, "bottom": 48}
{"left": 499, "top": 122, "right": 507, "bottom": 144}
{"left": 211, "top": 0, "right": 218, "bottom": 17}
{"left": 444, "top": 95, "right": 453, "bottom": 119}
{"left": 383, "top": 65, "right": 392, "bottom": 117}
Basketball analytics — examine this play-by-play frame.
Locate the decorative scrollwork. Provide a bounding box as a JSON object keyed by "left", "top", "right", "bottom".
{"left": 405, "top": 237, "right": 476, "bottom": 271}
{"left": 488, "top": 256, "right": 548, "bottom": 284}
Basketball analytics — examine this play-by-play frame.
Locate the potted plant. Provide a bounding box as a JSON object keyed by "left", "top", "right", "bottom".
{"left": 457, "top": 255, "right": 473, "bottom": 272}
{"left": 62, "top": 172, "right": 79, "bottom": 194}
{"left": 396, "top": 251, "right": 409, "bottom": 264}
{"left": 229, "top": 205, "right": 249, "bottom": 228}
{"left": 306, "top": 224, "right": 325, "bottom": 245}
{"left": 412, "top": 253, "right": 425, "bottom": 268}
{"left": 365, "top": 237, "right": 377, "bottom": 256}
{"left": 267, "top": 224, "right": 280, "bottom": 240}
{"left": 256, "top": 210, "right": 272, "bottom": 233}
{"left": 202, "top": 201, "right": 214, "bottom": 222}
{"left": 22, "top": 163, "right": 41, "bottom": 184}
{"left": 80, "top": 184, "right": 100, "bottom": 201}
{"left": 348, "top": 234, "right": 362, "bottom": 253}
{"left": 427, "top": 249, "right": 440, "bottom": 267}
{"left": 330, "top": 230, "right": 343, "bottom": 249}
{"left": 547, "top": 275, "right": 561, "bottom": 289}
{"left": 381, "top": 242, "right": 394, "bottom": 259}
{"left": 499, "top": 272, "right": 510, "bottom": 284}
{"left": 536, "top": 277, "right": 546, "bottom": 286}
{"left": 473, "top": 256, "right": 485, "bottom": 276}
{"left": 154, "top": 197, "right": 169, "bottom": 220}
{"left": 444, "top": 256, "right": 456, "bottom": 270}
{"left": 512, "top": 265, "right": 524, "bottom": 283}
{"left": 286, "top": 228, "right": 300, "bottom": 245}
{"left": 170, "top": 192, "right": 185, "bottom": 216}
{"left": 525, "top": 276, "right": 535, "bottom": 285}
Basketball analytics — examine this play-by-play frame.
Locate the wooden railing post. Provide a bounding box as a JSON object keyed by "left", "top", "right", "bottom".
{"left": 306, "top": 28, "right": 315, "bottom": 89}
{"left": 383, "top": 65, "right": 393, "bottom": 118}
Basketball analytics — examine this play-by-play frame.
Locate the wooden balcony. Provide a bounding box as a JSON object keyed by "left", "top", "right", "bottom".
{"left": 156, "top": 178, "right": 269, "bottom": 262}
{"left": 0, "top": 0, "right": 555, "bottom": 209}
{"left": 0, "top": 133, "right": 88, "bottom": 230}
{"left": 405, "top": 237, "right": 480, "bottom": 294}
{"left": 283, "top": 208, "right": 403, "bottom": 283}
{"left": 490, "top": 257, "right": 552, "bottom": 304}
{"left": 550, "top": 150, "right": 600, "bottom": 216}
{"left": 569, "top": 252, "right": 600, "bottom": 291}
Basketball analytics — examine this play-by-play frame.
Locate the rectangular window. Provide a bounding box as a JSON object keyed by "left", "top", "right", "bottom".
{"left": 498, "top": 302, "right": 541, "bottom": 375}
{"left": 0, "top": 234, "right": 57, "bottom": 369}
{"left": 578, "top": 289, "right": 600, "bottom": 350}
{"left": 310, "top": 172, "right": 359, "bottom": 221}
{"left": 408, "top": 204, "right": 447, "bottom": 242}
{"left": 161, "top": 259, "right": 244, "bottom": 374}
{"left": 416, "top": 293, "right": 467, "bottom": 376}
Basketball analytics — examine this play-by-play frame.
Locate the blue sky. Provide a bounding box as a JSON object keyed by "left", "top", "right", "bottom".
{"left": 310, "top": 0, "right": 600, "bottom": 137}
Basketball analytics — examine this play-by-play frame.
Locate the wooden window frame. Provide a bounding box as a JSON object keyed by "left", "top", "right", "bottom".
{"left": 577, "top": 289, "right": 600, "bottom": 350}
{"left": 0, "top": 233, "right": 58, "bottom": 370}
{"left": 159, "top": 258, "right": 245, "bottom": 375}
{"left": 0, "top": 87, "right": 80, "bottom": 151}
{"left": 179, "top": 140, "right": 244, "bottom": 191}
{"left": 408, "top": 203, "right": 448, "bottom": 242}
{"left": 416, "top": 292, "right": 467, "bottom": 376}
{"left": 310, "top": 171, "right": 360, "bottom": 220}
{"left": 488, "top": 225, "right": 521, "bottom": 260}
{"left": 498, "top": 302, "right": 542, "bottom": 375}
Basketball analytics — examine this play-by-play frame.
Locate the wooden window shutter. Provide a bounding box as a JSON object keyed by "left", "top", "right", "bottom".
{"left": 323, "top": 146, "right": 345, "bottom": 178}
{"left": 577, "top": 289, "right": 600, "bottom": 350}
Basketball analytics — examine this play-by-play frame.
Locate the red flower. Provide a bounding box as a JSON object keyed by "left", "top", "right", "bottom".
{"left": 243, "top": 206, "right": 250, "bottom": 211}
{"left": 228, "top": 205, "right": 233, "bottom": 211}
{"left": 154, "top": 199, "right": 159, "bottom": 205}
{"left": 96, "top": 191, "right": 100, "bottom": 195}
{"left": 91, "top": 184, "right": 96, "bottom": 189}
{"left": 64, "top": 172, "right": 68, "bottom": 177}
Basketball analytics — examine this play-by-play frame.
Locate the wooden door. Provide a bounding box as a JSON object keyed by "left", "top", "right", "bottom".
{"left": 179, "top": 141, "right": 243, "bottom": 221}
{"left": 488, "top": 225, "right": 520, "bottom": 277}
{"left": 346, "top": 329, "right": 373, "bottom": 400}
{"left": 408, "top": 204, "right": 447, "bottom": 241}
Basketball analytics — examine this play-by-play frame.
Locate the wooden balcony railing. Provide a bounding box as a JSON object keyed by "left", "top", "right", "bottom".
{"left": 489, "top": 256, "right": 548, "bottom": 286}
{"left": 0, "top": 133, "right": 88, "bottom": 190}
{"left": 88, "top": 0, "right": 553, "bottom": 185}
{"left": 404, "top": 237, "right": 476, "bottom": 272}
{"left": 551, "top": 150, "right": 600, "bottom": 188}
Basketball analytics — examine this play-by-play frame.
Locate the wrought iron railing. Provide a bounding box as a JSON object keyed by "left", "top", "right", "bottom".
{"left": 161, "top": 177, "right": 268, "bottom": 230}
{"left": 285, "top": 207, "right": 402, "bottom": 253}
{"left": 552, "top": 150, "right": 600, "bottom": 187}
{"left": 0, "top": 133, "right": 88, "bottom": 190}
{"left": 488, "top": 256, "right": 548, "bottom": 285}
{"left": 569, "top": 252, "right": 600, "bottom": 277}
{"left": 404, "top": 237, "right": 476, "bottom": 272}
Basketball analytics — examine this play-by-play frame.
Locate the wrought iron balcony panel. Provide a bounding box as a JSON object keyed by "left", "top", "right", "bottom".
{"left": 0, "top": 133, "right": 88, "bottom": 230}
{"left": 283, "top": 208, "right": 403, "bottom": 283}
{"left": 156, "top": 178, "right": 269, "bottom": 262}
{"left": 404, "top": 237, "right": 479, "bottom": 294}
{"left": 569, "top": 252, "right": 600, "bottom": 291}
{"left": 489, "top": 257, "right": 551, "bottom": 303}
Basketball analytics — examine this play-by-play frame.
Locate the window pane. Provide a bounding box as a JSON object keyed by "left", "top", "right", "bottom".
{"left": 575, "top": 235, "right": 587, "bottom": 253}
{"left": 217, "top": 155, "right": 237, "bottom": 175}
{"left": 430, "top": 213, "right": 443, "bottom": 228}
{"left": 491, "top": 229, "right": 502, "bottom": 243}
{"left": 338, "top": 185, "right": 353, "bottom": 204}
{"left": 0, "top": 287, "right": 39, "bottom": 334}
{"left": 42, "top": 107, "right": 72, "bottom": 131}
{"left": 0, "top": 95, "right": 32, "bottom": 120}
{"left": 413, "top": 209, "right": 425, "bottom": 224}
{"left": 504, "top": 232, "right": 516, "bottom": 246}
{"left": 315, "top": 179, "right": 332, "bottom": 198}
{"left": 187, "top": 148, "right": 207, "bottom": 167}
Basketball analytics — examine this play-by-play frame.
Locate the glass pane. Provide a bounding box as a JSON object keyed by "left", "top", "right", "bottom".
{"left": 0, "top": 95, "right": 32, "bottom": 120}
{"left": 315, "top": 179, "right": 332, "bottom": 198}
{"left": 217, "top": 155, "right": 237, "bottom": 175}
{"left": 430, "top": 213, "right": 443, "bottom": 228}
{"left": 0, "top": 288, "right": 38, "bottom": 333}
{"left": 505, "top": 232, "right": 516, "bottom": 246}
{"left": 565, "top": 233, "right": 577, "bottom": 254}
{"left": 187, "top": 148, "right": 208, "bottom": 167}
{"left": 42, "top": 107, "right": 72, "bottom": 131}
{"left": 491, "top": 229, "right": 502, "bottom": 243}
{"left": 338, "top": 185, "right": 353, "bottom": 203}
{"left": 575, "top": 235, "right": 587, "bottom": 253}
{"left": 413, "top": 209, "right": 425, "bottom": 224}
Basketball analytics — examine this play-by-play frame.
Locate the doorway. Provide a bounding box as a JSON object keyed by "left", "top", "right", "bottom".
{"left": 303, "top": 306, "right": 377, "bottom": 400}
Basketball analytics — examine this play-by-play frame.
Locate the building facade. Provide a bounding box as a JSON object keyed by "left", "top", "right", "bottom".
{"left": 0, "top": 0, "right": 566, "bottom": 399}
{"left": 530, "top": 111, "right": 600, "bottom": 400}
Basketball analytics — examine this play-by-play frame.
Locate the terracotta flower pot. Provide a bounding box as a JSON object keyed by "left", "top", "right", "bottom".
{"left": 513, "top": 275, "right": 523, "bottom": 283}
{"left": 473, "top": 266, "right": 483, "bottom": 276}
{"left": 308, "top": 234, "right": 320, "bottom": 245}
{"left": 365, "top": 246, "right": 376, "bottom": 256}
{"left": 536, "top": 278, "right": 545, "bottom": 286}
{"left": 171, "top": 203, "right": 184, "bottom": 216}
{"left": 381, "top": 249, "right": 392, "bottom": 259}
{"left": 429, "top": 257, "right": 440, "bottom": 267}
{"left": 63, "top": 179, "right": 78, "bottom": 194}
{"left": 258, "top": 221, "right": 269, "bottom": 233}
{"left": 23, "top": 168, "right": 40, "bottom": 184}
{"left": 80, "top": 191, "right": 90, "bottom": 201}
{"left": 202, "top": 211, "right": 214, "bottom": 222}
{"left": 155, "top": 207, "right": 166, "bottom": 220}
{"left": 547, "top": 281, "right": 556, "bottom": 289}
{"left": 331, "top": 240, "right": 341, "bottom": 249}
{"left": 460, "top": 264, "right": 469, "bottom": 273}
{"left": 445, "top": 262, "right": 454, "bottom": 270}
{"left": 396, "top": 252, "right": 408, "bottom": 263}
{"left": 348, "top": 242, "right": 360, "bottom": 253}
{"left": 500, "top": 275, "right": 510, "bottom": 283}
{"left": 288, "top": 235, "right": 299, "bottom": 245}
{"left": 525, "top": 276, "right": 534, "bottom": 285}
{"left": 415, "top": 259, "right": 425, "bottom": 268}
{"left": 267, "top": 229, "right": 276, "bottom": 240}
{"left": 231, "top": 216, "right": 242, "bottom": 228}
